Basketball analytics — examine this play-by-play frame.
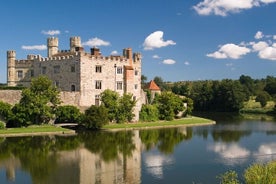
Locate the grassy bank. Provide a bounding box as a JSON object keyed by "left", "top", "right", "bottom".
{"left": 0, "top": 125, "right": 75, "bottom": 137}
{"left": 241, "top": 98, "right": 275, "bottom": 114}
{"left": 102, "top": 116, "right": 215, "bottom": 130}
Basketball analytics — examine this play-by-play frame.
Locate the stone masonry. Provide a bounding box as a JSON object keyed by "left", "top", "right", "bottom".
{"left": 6, "top": 37, "right": 144, "bottom": 121}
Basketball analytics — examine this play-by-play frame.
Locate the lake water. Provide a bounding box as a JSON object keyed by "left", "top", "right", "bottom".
{"left": 0, "top": 113, "right": 275, "bottom": 184}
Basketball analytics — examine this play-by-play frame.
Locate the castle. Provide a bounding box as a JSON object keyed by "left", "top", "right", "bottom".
{"left": 6, "top": 36, "right": 144, "bottom": 121}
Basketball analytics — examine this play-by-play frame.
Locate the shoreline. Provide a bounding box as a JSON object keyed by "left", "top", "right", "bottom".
{"left": 102, "top": 121, "right": 215, "bottom": 132}
{"left": 0, "top": 130, "right": 76, "bottom": 137}
{"left": 0, "top": 117, "right": 215, "bottom": 137}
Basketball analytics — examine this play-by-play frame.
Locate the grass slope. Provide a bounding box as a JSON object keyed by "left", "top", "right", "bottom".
{"left": 103, "top": 116, "right": 215, "bottom": 130}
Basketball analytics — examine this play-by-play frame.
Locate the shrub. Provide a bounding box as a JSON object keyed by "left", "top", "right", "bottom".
{"left": 83, "top": 105, "right": 109, "bottom": 129}
{"left": 0, "top": 121, "right": 5, "bottom": 129}
{"left": 255, "top": 91, "right": 271, "bottom": 107}
{"left": 244, "top": 161, "right": 276, "bottom": 184}
{"left": 55, "top": 105, "right": 82, "bottom": 123}
{"left": 0, "top": 101, "right": 13, "bottom": 122}
{"left": 217, "top": 170, "right": 240, "bottom": 184}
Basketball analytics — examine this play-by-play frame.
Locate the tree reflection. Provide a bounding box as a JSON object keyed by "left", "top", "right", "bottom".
{"left": 80, "top": 131, "right": 136, "bottom": 162}
{"left": 0, "top": 135, "right": 81, "bottom": 183}
{"left": 139, "top": 128, "right": 192, "bottom": 154}
{"left": 212, "top": 130, "right": 251, "bottom": 142}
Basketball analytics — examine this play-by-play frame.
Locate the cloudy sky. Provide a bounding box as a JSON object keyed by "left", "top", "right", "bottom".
{"left": 0, "top": 0, "right": 276, "bottom": 83}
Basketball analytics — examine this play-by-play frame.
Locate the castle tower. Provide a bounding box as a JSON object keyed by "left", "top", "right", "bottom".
{"left": 47, "top": 37, "right": 58, "bottom": 57}
{"left": 7, "top": 51, "right": 16, "bottom": 86}
{"left": 70, "top": 36, "right": 81, "bottom": 52}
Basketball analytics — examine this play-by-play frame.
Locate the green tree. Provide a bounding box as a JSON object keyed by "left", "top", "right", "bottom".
{"left": 55, "top": 105, "right": 82, "bottom": 123}
{"left": 10, "top": 76, "right": 60, "bottom": 127}
{"left": 100, "top": 89, "right": 119, "bottom": 122}
{"left": 155, "top": 92, "right": 184, "bottom": 121}
{"left": 139, "top": 104, "right": 159, "bottom": 122}
{"left": 0, "top": 101, "right": 13, "bottom": 122}
{"left": 154, "top": 76, "right": 168, "bottom": 91}
{"left": 83, "top": 105, "right": 109, "bottom": 129}
{"left": 116, "top": 93, "right": 136, "bottom": 123}
{"left": 255, "top": 91, "right": 271, "bottom": 107}
{"left": 141, "top": 74, "right": 148, "bottom": 89}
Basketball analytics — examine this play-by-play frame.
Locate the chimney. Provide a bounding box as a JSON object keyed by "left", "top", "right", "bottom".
{"left": 123, "top": 48, "right": 133, "bottom": 66}
{"left": 91, "top": 47, "right": 101, "bottom": 56}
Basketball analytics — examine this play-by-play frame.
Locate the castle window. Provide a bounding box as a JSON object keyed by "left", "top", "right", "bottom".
{"left": 54, "top": 81, "right": 59, "bottom": 87}
{"left": 17, "top": 70, "right": 23, "bottom": 79}
{"left": 135, "top": 70, "right": 139, "bottom": 76}
{"left": 71, "top": 65, "right": 75, "bottom": 72}
{"left": 30, "top": 70, "right": 34, "bottom": 77}
{"left": 133, "top": 96, "right": 136, "bottom": 101}
{"left": 95, "top": 80, "right": 102, "bottom": 89}
{"left": 134, "top": 84, "right": 138, "bottom": 89}
{"left": 95, "top": 95, "right": 100, "bottom": 106}
{"left": 54, "top": 65, "right": 60, "bottom": 74}
{"left": 117, "top": 67, "right": 123, "bottom": 74}
{"left": 41, "top": 67, "right": 47, "bottom": 74}
{"left": 71, "top": 84, "right": 76, "bottom": 92}
{"left": 117, "top": 81, "right": 123, "bottom": 90}
{"left": 96, "top": 65, "right": 102, "bottom": 73}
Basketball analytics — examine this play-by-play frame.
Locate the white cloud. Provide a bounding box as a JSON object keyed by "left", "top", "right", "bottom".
{"left": 258, "top": 46, "right": 276, "bottom": 60}
{"left": 41, "top": 30, "right": 60, "bottom": 36}
{"left": 82, "top": 37, "right": 110, "bottom": 47}
{"left": 143, "top": 31, "right": 176, "bottom": 50}
{"left": 111, "top": 50, "right": 118, "bottom": 55}
{"left": 153, "top": 54, "right": 161, "bottom": 59}
{"left": 226, "top": 63, "right": 233, "bottom": 67}
{"left": 207, "top": 43, "right": 250, "bottom": 59}
{"left": 184, "top": 61, "right": 190, "bottom": 65}
{"left": 163, "top": 59, "right": 176, "bottom": 65}
{"left": 252, "top": 41, "right": 269, "bottom": 51}
{"left": 255, "top": 31, "right": 264, "bottom": 39}
{"left": 273, "top": 35, "right": 276, "bottom": 40}
{"left": 193, "top": 0, "right": 276, "bottom": 16}
{"left": 21, "top": 45, "right": 47, "bottom": 50}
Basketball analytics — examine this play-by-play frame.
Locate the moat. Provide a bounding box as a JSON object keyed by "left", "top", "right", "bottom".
{"left": 0, "top": 113, "right": 275, "bottom": 184}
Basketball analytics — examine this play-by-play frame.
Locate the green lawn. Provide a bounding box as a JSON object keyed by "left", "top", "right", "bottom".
{"left": 102, "top": 116, "right": 215, "bottom": 129}
{"left": 0, "top": 125, "right": 74, "bottom": 136}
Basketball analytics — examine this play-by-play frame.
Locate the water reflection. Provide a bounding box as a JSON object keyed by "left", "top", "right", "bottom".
{"left": 0, "top": 117, "right": 275, "bottom": 184}
{"left": 144, "top": 152, "right": 174, "bottom": 179}
{"left": 208, "top": 143, "right": 250, "bottom": 165}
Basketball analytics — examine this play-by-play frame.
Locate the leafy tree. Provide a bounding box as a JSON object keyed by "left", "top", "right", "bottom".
{"left": 100, "top": 90, "right": 136, "bottom": 123}
{"left": 154, "top": 76, "right": 168, "bottom": 91}
{"left": 214, "top": 80, "right": 246, "bottom": 112}
{"left": 139, "top": 104, "right": 159, "bottom": 122}
{"left": 0, "top": 101, "right": 13, "bottom": 122}
{"left": 116, "top": 93, "right": 136, "bottom": 123}
{"left": 255, "top": 91, "right": 271, "bottom": 107}
{"left": 155, "top": 92, "right": 184, "bottom": 121}
{"left": 55, "top": 105, "right": 82, "bottom": 123}
{"left": 264, "top": 76, "right": 276, "bottom": 96}
{"left": 141, "top": 74, "right": 148, "bottom": 89}
{"left": 100, "top": 89, "right": 119, "bottom": 122}
{"left": 171, "top": 82, "right": 190, "bottom": 96}
{"left": 9, "top": 76, "right": 60, "bottom": 127}
{"left": 83, "top": 105, "right": 109, "bottom": 129}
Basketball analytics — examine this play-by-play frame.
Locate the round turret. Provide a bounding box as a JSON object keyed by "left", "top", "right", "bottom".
{"left": 70, "top": 36, "right": 81, "bottom": 52}
{"left": 7, "top": 50, "right": 16, "bottom": 86}
{"left": 47, "top": 37, "right": 59, "bottom": 57}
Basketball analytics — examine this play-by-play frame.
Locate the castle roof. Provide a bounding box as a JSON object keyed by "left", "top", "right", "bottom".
{"left": 145, "top": 80, "right": 161, "bottom": 91}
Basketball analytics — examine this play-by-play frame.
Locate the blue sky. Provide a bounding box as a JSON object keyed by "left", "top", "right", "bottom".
{"left": 1, "top": 0, "right": 276, "bottom": 83}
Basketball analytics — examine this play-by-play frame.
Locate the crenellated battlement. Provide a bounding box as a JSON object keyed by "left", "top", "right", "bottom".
{"left": 7, "top": 50, "right": 16, "bottom": 58}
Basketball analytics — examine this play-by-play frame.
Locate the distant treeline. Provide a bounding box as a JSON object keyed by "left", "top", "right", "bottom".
{"left": 145, "top": 75, "right": 276, "bottom": 112}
